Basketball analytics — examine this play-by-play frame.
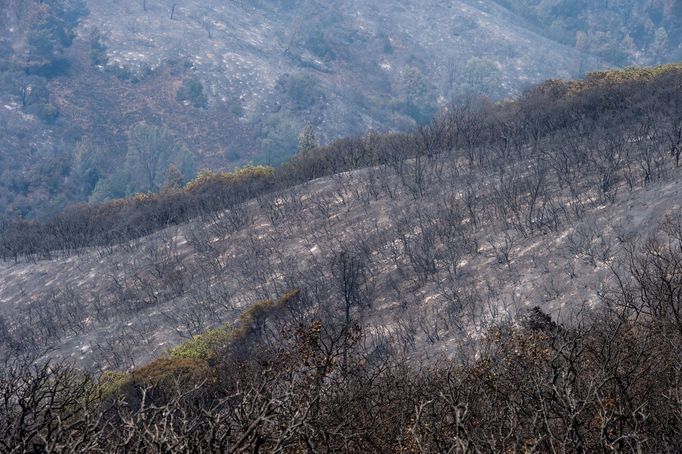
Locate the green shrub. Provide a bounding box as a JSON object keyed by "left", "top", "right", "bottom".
{"left": 170, "top": 326, "right": 235, "bottom": 360}
{"left": 567, "top": 63, "right": 682, "bottom": 94}
{"left": 36, "top": 103, "right": 60, "bottom": 123}
{"left": 88, "top": 29, "right": 108, "bottom": 66}
{"left": 170, "top": 289, "right": 301, "bottom": 359}
{"left": 176, "top": 78, "right": 208, "bottom": 108}
{"left": 131, "top": 357, "right": 210, "bottom": 388}
{"left": 97, "top": 370, "right": 130, "bottom": 400}
{"left": 184, "top": 165, "right": 274, "bottom": 192}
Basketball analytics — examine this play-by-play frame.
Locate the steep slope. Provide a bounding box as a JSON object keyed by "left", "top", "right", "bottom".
{"left": 2, "top": 64, "right": 682, "bottom": 371}
{"left": 83, "top": 0, "right": 590, "bottom": 136}
{"left": 1, "top": 160, "right": 680, "bottom": 370}
{"left": 0, "top": 0, "right": 602, "bottom": 219}
{"left": 494, "top": 0, "right": 682, "bottom": 66}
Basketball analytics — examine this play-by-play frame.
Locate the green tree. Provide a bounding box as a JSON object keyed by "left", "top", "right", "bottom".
{"left": 462, "top": 57, "right": 501, "bottom": 97}
{"left": 297, "top": 123, "right": 318, "bottom": 154}
{"left": 396, "top": 65, "right": 436, "bottom": 124}
{"left": 90, "top": 170, "right": 128, "bottom": 202}
{"left": 259, "top": 112, "right": 298, "bottom": 165}
{"left": 70, "top": 140, "right": 102, "bottom": 197}
{"left": 654, "top": 27, "right": 669, "bottom": 59}
{"left": 125, "top": 122, "right": 194, "bottom": 193}
{"left": 176, "top": 78, "right": 208, "bottom": 108}
{"left": 399, "top": 65, "right": 429, "bottom": 105}
{"left": 20, "top": 0, "right": 87, "bottom": 75}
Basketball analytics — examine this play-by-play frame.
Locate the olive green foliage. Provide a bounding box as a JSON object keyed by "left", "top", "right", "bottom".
{"left": 394, "top": 65, "right": 436, "bottom": 124}
{"left": 579, "top": 62, "right": 682, "bottom": 86}
{"left": 92, "top": 289, "right": 301, "bottom": 405}
{"left": 236, "top": 290, "right": 297, "bottom": 333}
{"left": 88, "top": 28, "right": 108, "bottom": 67}
{"left": 494, "top": 0, "right": 682, "bottom": 65}
{"left": 130, "top": 357, "right": 210, "bottom": 388}
{"left": 259, "top": 112, "right": 300, "bottom": 165}
{"left": 170, "top": 326, "right": 234, "bottom": 360}
{"left": 98, "top": 370, "right": 130, "bottom": 400}
{"left": 461, "top": 57, "right": 502, "bottom": 97}
{"left": 7, "top": 62, "right": 682, "bottom": 259}
{"left": 93, "top": 122, "right": 195, "bottom": 199}
{"left": 8, "top": 251, "right": 682, "bottom": 453}
{"left": 170, "top": 289, "right": 300, "bottom": 360}
{"left": 297, "top": 124, "right": 318, "bottom": 154}
{"left": 535, "top": 63, "right": 682, "bottom": 98}
{"left": 175, "top": 78, "right": 208, "bottom": 108}
{"left": 184, "top": 165, "right": 274, "bottom": 193}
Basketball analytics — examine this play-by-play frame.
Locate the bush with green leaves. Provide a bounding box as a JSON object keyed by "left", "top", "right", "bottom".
{"left": 494, "top": 0, "right": 682, "bottom": 65}
{"left": 170, "top": 326, "right": 234, "bottom": 360}
{"left": 176, "top": 78, "right": 208, "bottom": 108}
{"left": 124, "top": 122, "right": 195, "bottom": 193}
{"left": 20, "top": 0, "right": 88, "bottom": 76}
{"left": 275, "top": 73, "right": 324, "bottom": 111}
{"left": 394, "top": 65, "right": 437, "bottom": 124}
{"left": 35, "top": 102, "right": 59, "bottom": 123}
{"left": 88, "top": 28, "right": 108, "bottom": 66}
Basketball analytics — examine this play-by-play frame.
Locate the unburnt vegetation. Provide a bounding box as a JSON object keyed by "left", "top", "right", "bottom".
{"left": 1, "top": 0, "right": 605, "bottom": 220}
{"left": 2, "top": 64, "right": 682, "bottom": 451}
{"left": 495, "top": 0, "right": 682, "bottom": 66}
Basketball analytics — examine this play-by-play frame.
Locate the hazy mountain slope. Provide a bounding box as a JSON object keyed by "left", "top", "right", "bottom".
{"left": 83, "top": 0, "right": 588, "bottom": 133}
{"left": 2, "top": 1, "right": 681, "bottom": 221}
{"left": 494, "top": 0, "right": 682, "bottom": 66}
{"left": 0, "top": 0, "right": 601, "bottom": 219}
